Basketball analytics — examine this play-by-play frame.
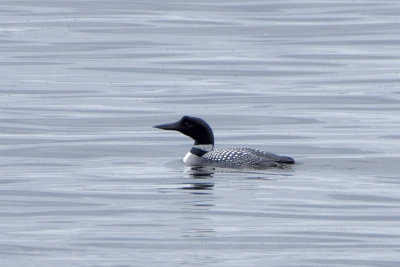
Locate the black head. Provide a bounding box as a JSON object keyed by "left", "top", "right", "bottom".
{"left": 153, "top": 116, "right": 214, "bottom": 145}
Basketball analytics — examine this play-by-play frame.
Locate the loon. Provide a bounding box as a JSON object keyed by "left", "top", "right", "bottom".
{"left": 153, "top": 116, "right": 295, "bottom": 169}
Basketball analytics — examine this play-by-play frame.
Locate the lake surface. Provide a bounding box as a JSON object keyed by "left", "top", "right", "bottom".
{"left": 1, "top": 0, "right": 400, "bottom": 266}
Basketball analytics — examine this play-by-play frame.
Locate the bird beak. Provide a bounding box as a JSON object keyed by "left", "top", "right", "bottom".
{"left": 153, "top": 120, "right": 181, "bottom": 131}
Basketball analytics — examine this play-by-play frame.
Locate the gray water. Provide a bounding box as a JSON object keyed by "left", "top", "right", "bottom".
{"left": 1, "top": 0, "right": 400, "bottom": 266}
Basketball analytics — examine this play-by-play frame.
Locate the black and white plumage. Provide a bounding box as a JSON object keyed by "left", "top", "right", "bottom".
{"left": 153, "top": 116, "right": 295, "bottom": 169}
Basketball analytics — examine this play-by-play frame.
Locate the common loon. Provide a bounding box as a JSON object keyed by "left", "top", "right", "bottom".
{"left": 153, "top": 116, "right": 295, "bottom": 169}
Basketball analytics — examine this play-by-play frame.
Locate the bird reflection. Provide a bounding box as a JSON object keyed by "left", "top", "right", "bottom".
{"left": 180, "top": 166, "right": 215, "bottom": 192}
{"left": 186, "top": 166, "right": 215, "bottom": 178}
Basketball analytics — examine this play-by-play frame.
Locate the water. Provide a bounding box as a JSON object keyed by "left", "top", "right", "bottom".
{"left": 1, "top": 0, "right": 400, "bottom": 266}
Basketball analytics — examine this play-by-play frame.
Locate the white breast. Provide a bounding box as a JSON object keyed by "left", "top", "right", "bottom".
{"left": 183, "top": 152, "right": 200, "bottom": 166}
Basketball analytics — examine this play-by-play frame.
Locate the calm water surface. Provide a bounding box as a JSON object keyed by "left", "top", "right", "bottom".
{"left": 1, "top": 0, "right": 400, "bottom": 266}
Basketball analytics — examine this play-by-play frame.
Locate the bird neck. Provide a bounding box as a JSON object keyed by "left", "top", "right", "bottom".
{"left": 190, "top": 144, "right": 213, "bottom": 157}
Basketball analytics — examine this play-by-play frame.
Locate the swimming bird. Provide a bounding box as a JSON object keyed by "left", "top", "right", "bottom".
{"left": 153, "top": 116, "right": 295, "bottom": 169}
